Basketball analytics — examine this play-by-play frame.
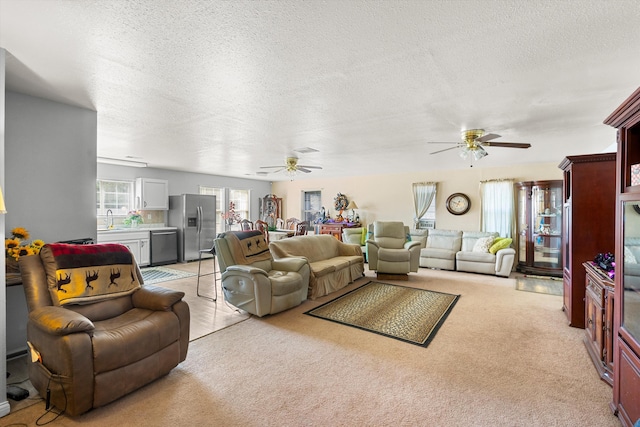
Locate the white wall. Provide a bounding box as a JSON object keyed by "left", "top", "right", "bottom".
{"left": 272, "top": 162, "right": 563, "bottom": 231}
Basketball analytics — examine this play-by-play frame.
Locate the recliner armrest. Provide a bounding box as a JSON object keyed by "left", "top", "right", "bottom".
{"left": 29, "top": 306, "right": 94, "bottom": 336}
{"left": 272, "top": 257, "right": 308, "bottom": 272}
{"left": 226, "top": 264, "right": 269, "bottom": 276}
{"left": 133, "top": 285, "right": 185, "bottom": 311}
{"left": 404, "top": 241, "right": 421, "bottom": 250}
{"left": 366, "top": 239, "right": 380, "bottom": 249}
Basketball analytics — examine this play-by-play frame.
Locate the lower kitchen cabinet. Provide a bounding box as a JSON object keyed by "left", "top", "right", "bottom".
{"left": 97, "top": 231, "right": 150, "bottom": 267}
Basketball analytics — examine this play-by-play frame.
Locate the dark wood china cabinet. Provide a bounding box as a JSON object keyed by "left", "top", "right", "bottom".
{"left": 516, "top": 180, "right": 563, "bottom": 277}
{"left": 604, "top": 86, "right": 640, "bottom": 426}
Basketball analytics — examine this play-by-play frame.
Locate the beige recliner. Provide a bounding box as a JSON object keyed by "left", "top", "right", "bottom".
{"left": 19, "top": 243, "right": 190, "bottom": 416}
{"left": 214, "top": 230, "right": 310, "bottom": 316}
{"left": 367, "top": 221, "right": 421, "bottom": 276}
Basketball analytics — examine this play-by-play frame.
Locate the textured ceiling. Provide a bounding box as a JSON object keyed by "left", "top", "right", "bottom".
{"left": 1, "top": 0, "right": 639, "bottom": 181}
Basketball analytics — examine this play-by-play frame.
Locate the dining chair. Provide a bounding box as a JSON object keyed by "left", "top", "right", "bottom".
{"left": 295, "top": 221, "right": 309, "bottom": 236}
{"left": 240, "top": 219, "right": 254, "bottom": 231}
{"left": 255, "top": 219, "right": 270, "bottom": 243}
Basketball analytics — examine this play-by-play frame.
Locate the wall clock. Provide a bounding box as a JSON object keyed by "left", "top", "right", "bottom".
{"left": 446, "top": 193, "right": 471, "bottom": 215}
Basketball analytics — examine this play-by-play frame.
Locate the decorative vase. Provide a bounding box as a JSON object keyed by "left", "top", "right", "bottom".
{"left": 5, "top": 257, "right": 20, "bottom": 274}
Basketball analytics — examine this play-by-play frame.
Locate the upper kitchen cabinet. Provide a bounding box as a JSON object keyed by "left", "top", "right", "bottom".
{"left": 135, "top": 178, "right": 169, "bottom": 210}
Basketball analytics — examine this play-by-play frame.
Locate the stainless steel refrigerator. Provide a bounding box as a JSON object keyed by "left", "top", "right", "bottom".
{"left": 168, "top": 194, "right": 217, "bottom": 262}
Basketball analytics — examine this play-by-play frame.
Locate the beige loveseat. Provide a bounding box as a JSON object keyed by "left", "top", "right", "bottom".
{"left": 269, "top": 234, "right": 365, "bottom": 299}
{"left": 419, "top": 229, "right": 515, "bottom": 277}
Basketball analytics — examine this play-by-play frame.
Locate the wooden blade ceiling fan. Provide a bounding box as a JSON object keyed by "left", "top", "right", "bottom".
{"left": 428, "top": 129, "right": 531, "bottom": 162}
{"left": 259, "top": 156, "right": 322, "bottom": 176}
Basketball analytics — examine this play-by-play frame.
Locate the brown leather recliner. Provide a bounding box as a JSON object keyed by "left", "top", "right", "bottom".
{"left": 19, "top": 243, "right": 190, "bottom": 416}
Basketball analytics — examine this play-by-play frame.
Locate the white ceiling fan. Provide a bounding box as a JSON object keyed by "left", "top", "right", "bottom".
{"left": 259, "top": 156, "right": 322, "bottom": 177}
{"left": 429, "top": 129, "right": 531, "bottom": 163}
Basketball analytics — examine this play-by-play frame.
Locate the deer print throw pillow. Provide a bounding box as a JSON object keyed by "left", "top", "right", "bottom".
{"left": 40, "top": 243, "right": 141, "bottom": 306}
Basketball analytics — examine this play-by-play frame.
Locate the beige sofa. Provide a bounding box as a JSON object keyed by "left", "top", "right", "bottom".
{"left": 269, "top": 234, "right": 365, "bottom": 299}
{"left": 419, "top": 229, "right": 515, "bottom": 277}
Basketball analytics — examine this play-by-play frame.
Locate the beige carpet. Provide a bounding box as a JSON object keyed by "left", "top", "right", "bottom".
{"left": 2, "top": 268, "right": 620, "bottom": 426}
{"left": 306, "top": 281, "right": 458, "bottom": 346}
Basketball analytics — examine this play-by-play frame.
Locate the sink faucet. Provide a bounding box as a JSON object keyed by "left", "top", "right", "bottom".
{"left": 106, "top": 209, "right": 114, "bottom": 229}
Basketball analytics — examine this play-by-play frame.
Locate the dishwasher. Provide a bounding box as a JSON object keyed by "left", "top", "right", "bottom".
{"left": 150, "top": 230, "right": 178, "bottom": 266}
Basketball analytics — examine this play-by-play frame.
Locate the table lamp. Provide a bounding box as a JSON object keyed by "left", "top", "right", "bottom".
{"left": 346, "top": 200, "right": 358, "bottom": 221}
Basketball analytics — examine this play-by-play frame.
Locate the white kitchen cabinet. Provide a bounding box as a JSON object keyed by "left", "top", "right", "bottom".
{"left": 135, "top": 178, "right": 169, "bottom": 210}
{"left": 139, "top": 237, "right": 150, "bottom": 266}
{"left": 97, "top": 231, "right": 150, "bottom": 267}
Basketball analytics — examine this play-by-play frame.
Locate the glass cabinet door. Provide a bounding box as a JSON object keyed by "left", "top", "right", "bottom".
{"left": 517, "top": 185, "right": 528, "bottom": 264}
{"left": 623, "top": 201, "right": 640, "bottom": 343}
{"left": 531, "top": 184, "right": 562, "bottom": 270}
{"left": 516, "top": 180, "right": 563, "bottom": 276}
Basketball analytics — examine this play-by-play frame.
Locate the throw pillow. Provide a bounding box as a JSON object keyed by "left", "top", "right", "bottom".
{"left": 361, "top": 227, "right": 367, "bottom": 245}
{"left": 625, "top": 246, "right": 637, "bottom": 264}
{"left": 489, "top": 237, "right": 513, "bottom": 254}
{"left": 473, "top": 236, "right": 495, "bottom": 253}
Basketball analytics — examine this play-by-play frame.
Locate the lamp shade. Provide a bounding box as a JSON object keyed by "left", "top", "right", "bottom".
{"left": 0, "top": 187, "right": 6, "bottom": 214}
{"left": 346, "top": 200, "right": 358, "bottom": 210}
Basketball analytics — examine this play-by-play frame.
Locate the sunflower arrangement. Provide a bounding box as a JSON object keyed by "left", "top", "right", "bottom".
{"left": 5, "top": 227, "right": 45, "bottom": 261}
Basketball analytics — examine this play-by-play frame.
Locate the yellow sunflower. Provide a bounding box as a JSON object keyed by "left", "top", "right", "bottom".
{"left": 11, "top": 246, "right": 35, "bottom": 260}
{"left": 5, "top": 238, "right": 20, "bottom": 250}
{"left": 11, "top": 227, "right": 30, "bottom": 240}
{"left": 31, "top": 239, "right": 45, "bottom": 250}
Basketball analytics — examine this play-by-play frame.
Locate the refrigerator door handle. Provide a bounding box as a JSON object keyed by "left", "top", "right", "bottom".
{"left": 197, "top": 206, "right": 202, "bottom": 234}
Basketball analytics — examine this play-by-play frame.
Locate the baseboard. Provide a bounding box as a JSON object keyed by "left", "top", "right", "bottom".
{"left": 0, "top": 400, "right": 10, "bottom": 418}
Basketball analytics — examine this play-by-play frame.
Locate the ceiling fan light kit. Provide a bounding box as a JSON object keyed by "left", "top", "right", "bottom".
{"left": 429, "top": 128, "right": 530, "bottom": 166}
{"left": 260, "top": 156, "right": 322, "bottom": 179}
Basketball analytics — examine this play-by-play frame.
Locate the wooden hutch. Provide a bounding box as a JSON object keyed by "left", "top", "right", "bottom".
{"left": 559, "top": 153, "right": 616, "bottom": 328}
{"left": 604, "top": 86, "right": 640, "bottom": 426}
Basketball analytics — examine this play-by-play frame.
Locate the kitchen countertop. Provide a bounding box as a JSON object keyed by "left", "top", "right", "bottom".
{"left": 97, "top": 226, "right": 177, "bottom": 233}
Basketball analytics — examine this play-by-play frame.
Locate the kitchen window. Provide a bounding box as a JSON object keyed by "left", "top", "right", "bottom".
{"left": 96, "top": 179, "right": 134, "bottom": 216}
{"left": 199, "top": 186, "right": 224, "bottom": 233}
{"left": 199, "top": 186, "right": 250, "bottom": 231}
{"left": 229, "top": 189, "right": 250, "bottom": 223}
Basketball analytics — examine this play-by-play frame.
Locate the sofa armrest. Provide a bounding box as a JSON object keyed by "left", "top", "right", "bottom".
{"left": 272, "top": 257, "right": 308, "bottom": 272}
{"left": 495, "top": 247, "right": 516, "bottom": 277}
{"left": 133, "top": 285, "right": 185, "bottom": 311}
{"left": 29, "top": 306, "right": 94, "bottom": 336}
{"left": 338, "top": 242, "right": 362, "bottom": 256}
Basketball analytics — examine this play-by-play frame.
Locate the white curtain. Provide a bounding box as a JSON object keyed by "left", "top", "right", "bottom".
{"left": 480, "top": 179, "right": 515, "bottom": 238}
{"left": 412, "top": 182, "right": 437, "bottom": 227}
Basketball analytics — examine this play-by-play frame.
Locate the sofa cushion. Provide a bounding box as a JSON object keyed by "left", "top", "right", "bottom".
{"left": 41, "top": 243, "right": 141, "bottom": 306}
{"left": 456, "top": 251, "right": 496, "bottom": 263}
{"left": 379, "top": 247, "right": 411, "bottom": 262}
{"left": 426, "top": 230, "right": 462, "bottom": 252}
{"left": 92, "top": 308, "right": 179, "bottom": 374}
{"left": 373, "top": 221, "right": 407, "bottom": 249}
{"left": 421, "top": 247, "right": 456, "bottom": 261}
{"left": 489, "top": 237, "right": 513, "bottom": 254}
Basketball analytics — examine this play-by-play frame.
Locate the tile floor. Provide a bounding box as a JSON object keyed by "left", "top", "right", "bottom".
{"left": 156, "top": 258, "right": 252, "bottom": 341}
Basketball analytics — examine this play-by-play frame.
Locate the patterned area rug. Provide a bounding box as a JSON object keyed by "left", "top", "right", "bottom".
{"left": 141, "top": 266, "right": 196, "bottom": 285}
{"left": 305, "top": 281, "right": 459, "bottom": 347}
